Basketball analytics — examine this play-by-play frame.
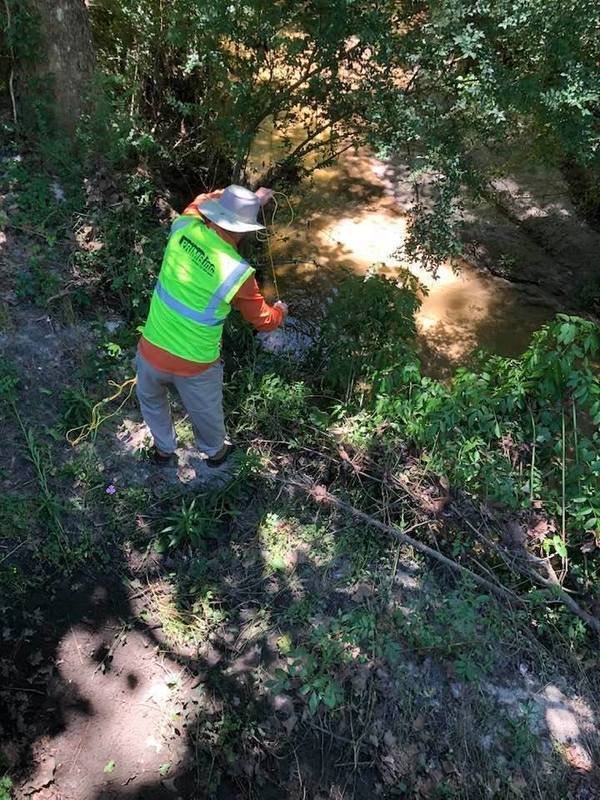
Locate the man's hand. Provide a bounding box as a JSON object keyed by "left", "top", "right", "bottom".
{"left": 255, "top": 187, "right": 273, "bottom": 207}
{"left": 274, "top": 300, "right": 289, "bottom": 319}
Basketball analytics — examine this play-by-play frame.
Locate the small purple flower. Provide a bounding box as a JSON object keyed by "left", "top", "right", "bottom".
{"left": 105, "top": 484, "right": 117, "bottom": 495}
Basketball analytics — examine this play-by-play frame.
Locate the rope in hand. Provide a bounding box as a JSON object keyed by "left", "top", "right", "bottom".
{"left": 260, "top": 204, "right": 280, "bottom": 303}
{"left": 66, "top": 377, "right": 137, "bottom": 446}
{"left": 256, "top": 190, "right": 295, "bottom": 303}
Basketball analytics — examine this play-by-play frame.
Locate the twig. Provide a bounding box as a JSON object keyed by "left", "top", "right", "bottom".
{"left": 69, "top": 623, "right": 84, "bottom": 666}
{"left": 454, "top": 505, "right": 600, "bottom": 636}
{"left": 3, "top": 0, "right": 17, "bottom": 126}
{"left": 0, "top": 539, "right": 28, "bottom": 564}
{"left": 291, "top": 478, "right": 519, "bottom": 605}
{"left": 520, "top": 553, "right": 600, "bottom": 635}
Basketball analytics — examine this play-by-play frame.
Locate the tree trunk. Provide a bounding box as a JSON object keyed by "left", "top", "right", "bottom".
{"left": 27, "top": 0, "right": 94, "bottom": 134}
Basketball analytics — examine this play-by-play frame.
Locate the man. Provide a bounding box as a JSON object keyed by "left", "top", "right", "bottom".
{"left": 136, "top": 184, "right": 288, "bottom": 467}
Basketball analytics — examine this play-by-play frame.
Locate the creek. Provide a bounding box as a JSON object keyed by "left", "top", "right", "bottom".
{"left": 247, "top": 123, "right": 558, "bottom": 376}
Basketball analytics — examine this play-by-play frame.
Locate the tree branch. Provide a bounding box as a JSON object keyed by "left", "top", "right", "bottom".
{"left": 291, "top": 478, "right": 521, "bottom": 605}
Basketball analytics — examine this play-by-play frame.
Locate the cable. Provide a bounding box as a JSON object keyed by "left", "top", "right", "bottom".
{"left": 260, "top": 204, "right": 281, "bottom": 302}
{"left": 257, "top": 190, "right": 295, "bottom": 302}
{"left": 66, "top": 377, "right": 137, "bottom": 446}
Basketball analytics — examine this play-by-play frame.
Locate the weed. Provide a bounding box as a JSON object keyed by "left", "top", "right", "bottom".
{"left": 0, "top": 495, "right": 37, "bottom": 536}
{"left": 272, "top": 633, "right": 346, "bottom": 715}
{"left": 0, "top": 358, "right": 19, "bottom": 403}
{"left": 233, "top": 371, "right": 309, "bottom": 438}
{"left": 335, "top": 524, "right": 390, "bottom": 581}
{"left": 60, "top": 385, "right": 94, "bottom": 434}
{"left": 392, "top": 581, "right": 506, "bottom": 682}
{"left": 315, "top": 271, "right": 421, "bottom": 403}
{"left": 281, "top": 595, "right": 320, "bottom": 626}
{"left": 158, "top": 497, "right": 218, "bottom": 551}
{"left": 13, "top": 411, "right": 67, "bottom": 555}
{"left": 505, "top": 716, "right": 539, "bottom": 764}
{"left": 173, "top": 417, "right": 195, "bottom": 447}
{"left": 16, "top": 247, "right": 61, "bottom": 305}
{"left": 271, "top": 612, "right": 381, "bottom": 715}
{"left": 0, "top": 775, "right": 13, "bottom": 800}
{"left": 257, "top": 512, "right": 295, "bottom": 573}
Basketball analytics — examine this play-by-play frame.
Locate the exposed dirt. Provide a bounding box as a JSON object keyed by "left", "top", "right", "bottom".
{"left": 1, "top": 576, "right": 193, "bottom": 799}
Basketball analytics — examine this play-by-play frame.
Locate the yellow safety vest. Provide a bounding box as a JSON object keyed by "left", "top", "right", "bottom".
{"left": 143, "top": 217, "right": 254, "bottom": 363}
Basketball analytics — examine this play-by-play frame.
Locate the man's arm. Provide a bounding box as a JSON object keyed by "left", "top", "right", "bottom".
{"left": 231, "top": 275, "right": 287, "bottom": 332}
{"left": 182, "top": 189, "right": 223, "bottom": 217}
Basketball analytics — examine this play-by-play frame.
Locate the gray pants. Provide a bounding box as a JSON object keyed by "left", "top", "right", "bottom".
{"left": 135, "top": 352, "right": 225, "bottom": 456}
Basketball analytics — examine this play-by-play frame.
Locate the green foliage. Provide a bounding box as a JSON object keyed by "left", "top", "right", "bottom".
{"left": 0, "top": 359, "right": 19, "bottom": 402}
{"left": 0, "top": 775, "right": 12, "bottom": 800}
{"left": 393, "top": 583, "right": 505, "bottom": 682}
{"left": 60, "top": 385, "right": 94, "bottom": 434}
{"left": 373, "top": 314, "right": 599, "bottom": 572}
{"left": 316, "top": 272, "right": 421, "bottom": 402}
{"left": 155, "top": 457, "right": 258, "bottom": 552}
{"left": 87, "top": 0, "right": 396, "bottom": 181}
{"left": 234, "top": 371, "right": 309, "bottom": 436}
{"left": 505, "top": 715, "right": 539, "bottom": 764}
{"left": 272, "top": 610, "right": 379, "bottom": 715}
{"left": 9, "top": 0, "right": 600, "bottom": 270}
{"left": 368, "top": 0, "right": 600, "bottom": 265}
{"left": 86, "top": 172, "right": 171, "bottom": 317}
{"left": 159, "top": 497, "right": 218, "bottom": 550}
{"left": 271, "top": 626, "right": 346, "bottom": 715}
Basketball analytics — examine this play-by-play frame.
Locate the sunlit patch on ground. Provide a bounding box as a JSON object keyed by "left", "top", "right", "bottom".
{"left": 18, "top": 597, "right": 192, "bottom": 799}
{"left": 108, "top": 417, "right": 234, "bottom": 489}
{"left": 483, "top": 679, "right": 597, "bottom": 774}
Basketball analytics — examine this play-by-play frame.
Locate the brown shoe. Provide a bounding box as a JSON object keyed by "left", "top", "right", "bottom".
{"left": 150, "top": 446, "right": 177, "bottom": 466}
{"left": 206, "top": 443, "right": 235, "bottom": 468}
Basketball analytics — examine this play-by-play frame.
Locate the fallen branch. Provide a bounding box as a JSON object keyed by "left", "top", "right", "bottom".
{"left": 453, "top": 506, "right": 600, "bottom": 636}
{"left": 292, "top": 479, "right": 520, "bottom": 605}
{"left": 520, "top": 554, "right": 600, "bottom": 634}
{"left": 365, "top": 460, "right": 600, "bottom": 637}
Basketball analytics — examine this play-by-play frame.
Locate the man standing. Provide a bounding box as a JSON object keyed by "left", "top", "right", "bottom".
{"left": 136, "top": 185, "right": 288, "bottom": 467}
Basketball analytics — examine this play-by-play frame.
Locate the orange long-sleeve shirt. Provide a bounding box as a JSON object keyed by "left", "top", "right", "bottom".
{"left": 138, "top": 192, "right": 284, "bottom": 376}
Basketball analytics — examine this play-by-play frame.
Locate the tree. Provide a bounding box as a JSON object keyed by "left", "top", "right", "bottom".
{"left": 84, "top": 0, "right": 599, "bottom": 256}
{"left": 15, "top": 0, "right": 597, "bottom": 261}
{"left": 365, "top": 0, "right": 600, "bottom": 264}
{"left": 26, "top": 0, "right": 94, "bottom": 133}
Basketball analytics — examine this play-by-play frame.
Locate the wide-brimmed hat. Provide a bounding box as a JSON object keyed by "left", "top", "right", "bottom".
{"left": 198, "top": 185, "right": 265, "bottom": 233}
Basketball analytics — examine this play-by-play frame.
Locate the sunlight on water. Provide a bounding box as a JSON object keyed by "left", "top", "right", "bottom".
{"left": 247, "top": 117, "right": 552, "bottom": 374}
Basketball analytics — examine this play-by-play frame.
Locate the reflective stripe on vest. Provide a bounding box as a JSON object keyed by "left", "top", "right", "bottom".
{"left": 169, "top": 217, "right": 194, "bottom": 237}
{"left": 142, "top": 217, "right": 255, "bottom": 363}
{"left": 153, "top": 253, "right": 250, "bottom": 327}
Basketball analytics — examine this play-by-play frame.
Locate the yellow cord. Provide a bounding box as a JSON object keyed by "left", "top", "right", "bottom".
{"left": 66, "top": 377, "right": 137, "bottom": 446}
{"left": 261, "top": 204, "right": 281, "bottom": 302}
{"left": 257, "top": 190, "right": 294, "bottom": 303}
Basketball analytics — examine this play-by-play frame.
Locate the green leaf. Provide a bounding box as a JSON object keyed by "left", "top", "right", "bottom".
{"left": 552, "top": 535, "right": 568, "bottom": 559}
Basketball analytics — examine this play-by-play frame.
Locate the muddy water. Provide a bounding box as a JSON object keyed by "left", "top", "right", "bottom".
{"left": 247, "top": 125, "right": 552, "bottom": 375}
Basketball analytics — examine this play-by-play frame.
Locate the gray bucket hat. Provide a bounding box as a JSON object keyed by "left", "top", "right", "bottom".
{"left": 198, "top": 185, "right": 265, "bottom": 233}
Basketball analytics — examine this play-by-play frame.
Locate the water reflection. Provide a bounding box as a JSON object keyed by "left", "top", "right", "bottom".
{"left": 247, "top": 124, "right": 553, "bottom": 375}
